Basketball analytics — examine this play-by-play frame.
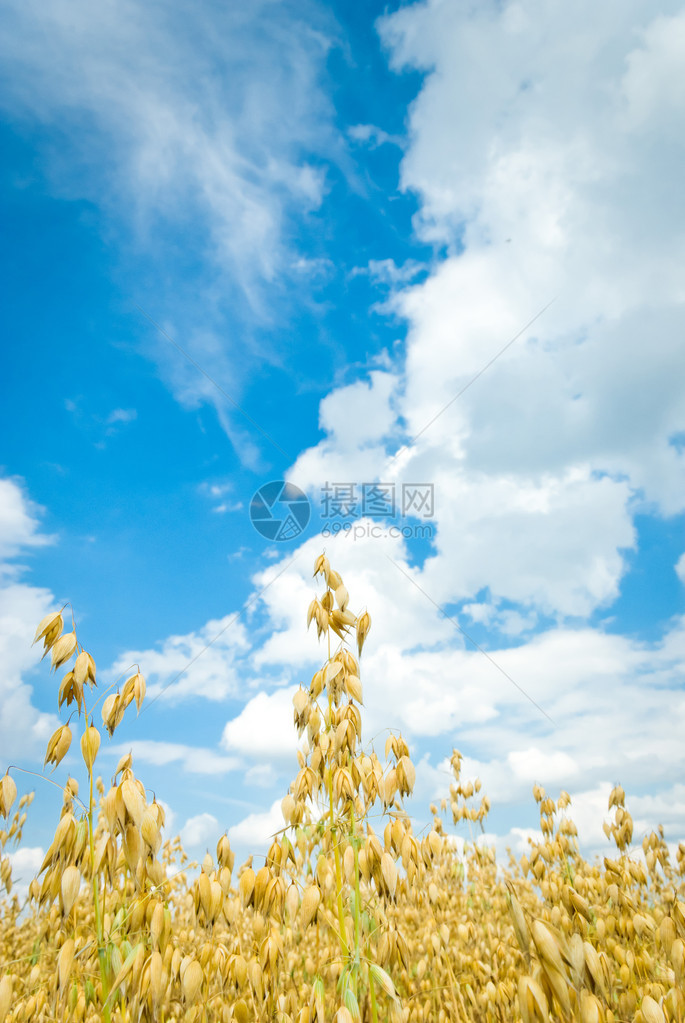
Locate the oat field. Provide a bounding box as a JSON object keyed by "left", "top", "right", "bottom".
{"left": 1, "top": 555, "right": 684, "bottom": 1023}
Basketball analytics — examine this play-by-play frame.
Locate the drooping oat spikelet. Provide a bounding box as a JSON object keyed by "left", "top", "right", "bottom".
{"left": 44, "top": 724, "right": 72, "bottom": 770}
{"left": 0, "top": 975, "right": 12, "bottom": 1022}
{"left": 80, "top": 723, "right": 101, "bottom": 768}
{"left": 0, "top": 773, "right": 17, "bottom": 818}
{"left": 60, "top": 864, "right": 80, "bottom": 915}
{"left": 300, "top": 884, "right": 321, "bottom": 929}
{"left": 51, "top": 631, "right": 78, "bottom": 669}
{"left": 355, "top": 610, "right": 371, "bottom": 655}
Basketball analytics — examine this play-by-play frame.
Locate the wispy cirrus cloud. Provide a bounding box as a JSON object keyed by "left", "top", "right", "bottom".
{"left": 0, "top": 0, "right": 344, "bottom": 462}
{"left": 0, "top": 0, "right": 338, "bottom": 294}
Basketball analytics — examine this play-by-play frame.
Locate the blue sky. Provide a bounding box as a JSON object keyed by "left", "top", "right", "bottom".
{"left": 1, "top": 0, "right": 685, "bottom": 872}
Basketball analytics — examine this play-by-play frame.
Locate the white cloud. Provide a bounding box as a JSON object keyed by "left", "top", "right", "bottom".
{"left": 621, "top": 11, "right": 685, "bottom": 129}
{"left": 0, "top": 0, "right": 344, "bottom": 463}
{"left": 244, "top": 764, "right": 279, "bottom": 788}
{"left": 0, "top": 478, "right": 60, "bottom": 762}
{"left": 462, "top": 602, "right": 496, "bottom": 625}
{"left": 375, "top": 0, "right": 685, "bottom": 513}
{"left": 385, "top": 617, "right": 685, "bottom": 827}
{"left": 199, "top": 480, "right": 243, "bottom": 515}
{"left": 229, "top": 799, "right": 285, "bottom": 852}
{"left": 213, "top": 502, "right": 243, "bottom": 515}
{"left": 249, "top": 533, "right": 456, "bottom": 667}
{"left": 438, "top": 467, "right": 634, "bottom": 616}
{"left": 411, "top": 753, "right": 454, "bottom": 813}
{"left": 7, "top": 846, "right": 44, "bottom": 902}
{"left": 220, "top": 544, "right": 682, "bottom": 834}
{"left": 239, "top": 542, "right": 683, "bottom": 809}
{"left": 276, "top": 0, "right": 685, "bottom": 638}
{"left": 221, "top": 688, "right": 301, "bottom": 761}
{"left": 497, "top": 609, "right": 538, "bottom": 637}
{"left": 0, "top": 581, "right": 62, "bottom": 761}
{"left": 212, "top": 560, "right": 683, "bottom": 844}
{"left": 156, "top": 800, "right": 176, "bottom": 842}
{"left": 561, "top": 783, "right": 616, "bottom": 857}
{"left": 106, "top": 408, "right": 137, "bottom": 426}
{"left": 347, "top": 123, "right": 404, "bottom": 149}
{"left": 288, "top": 373, "right": 401, "bottom": 493}
{"left": 505, "top": 827, "right": 544, "bottom": 859}
{"left": 317, "top": 373, "right": 399, "bottom": 449}
{"left": 349, "top": 259, "right": 425, "bottom": 292}
{"left": 630, "top": 783, "right": 685, "bottom": 839}
{"left": 0, "top": 477, "right": 53, "bottom": 564}
{"left": 507, "top": 748, "right": 579, "bottom": 786}
{"left": 208, "top": 483, "right": 233, "bottom": 499}
{"left": 111, "top": 612, "right": 250, "bottom": 703}
{"left": 180, "top": 812, "right": 219, "bottom": 851}
{"left": 676, "top": 553, "right": 685, "bottom": 584}
{"left": 0, "top": 0, "right": 336, "bottom": 294}
{"left": 366, "top": 259, "right": 424, "bottom": 286}
{"left": 110, "top": 740, "right": 241, "bottom": 775}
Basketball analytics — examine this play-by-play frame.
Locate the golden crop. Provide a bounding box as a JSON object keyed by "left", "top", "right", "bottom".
{"left": 0, "top": 558, "right": 684, "bottom": 1022}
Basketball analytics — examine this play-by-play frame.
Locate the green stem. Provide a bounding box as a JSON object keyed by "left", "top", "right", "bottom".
{"left": 326, "top": 622, "right": 349, "bottom": 963}
{"left": 7, "top": 766, "right": 88, "bottom": 814}
{"left": 350, "top": 797, "right": 362, "bottom": 999}
{"left": 327, "top": 741, "right": 349, "bottom": 960}
{"left": 369, "top": 972, "right": 379, "bottom": 1023}
{"left": 86, "top": 717, "right": 111, "bottom": 1023}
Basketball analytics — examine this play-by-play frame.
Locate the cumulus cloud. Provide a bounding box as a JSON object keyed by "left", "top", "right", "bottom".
{"left": 0, "top": 581, "right": 61, "bottom": 760}
{"left": 268, "top": 0, "right": 685, "bottom": 675}
{"left": 384, "top": 616, "right": 685, "bottom": 846}
{"left": 630, "top": 784, "right": 685, "bottom": 839}
{"left": 419, "top": 466, "right": 635, "bottom": 617}
{"left": 0, "top": 478, "right": 60, "bottom": 762}
{"left": 111, "top": 612, "right": 250, "bottom": 703}
{"left": 229, "top": 799, "right": 285, "bottom": 852}
{"left": 7, "top": 846, "right": 45, "bottom": 903}
{"left": 221, "top": 689, "right": 302, "bottom": 761}
{"left": 110, "top": 740, "right": 241, "bottom": 775}
{"left": 288, "top": 372, "right": 401, "bottom": 493}
{"left": 0, "top": 477, "right": 53, "bottom": 565}
{"left": 561, "top": 783, "right": 616, "bottom": 857}
{"left": 180, "top": 812, "right": 219, "bottom": 851}
{"left": 250, "top": 533, "right": 456, "bottom": 664}
{"left": 245, "top": 764, "right": 279, "bottom": 788}
{"left": 377, "top": 0, "right": 685, "bottom": 506}
{"left": 318, "top": 0, "right": 685, "bottom": 853}
{"left": 156, "top": 800, "right": 176, "bottom": 842}
{"left": 507, "top": 748, "right": 579, "bottom": 786}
